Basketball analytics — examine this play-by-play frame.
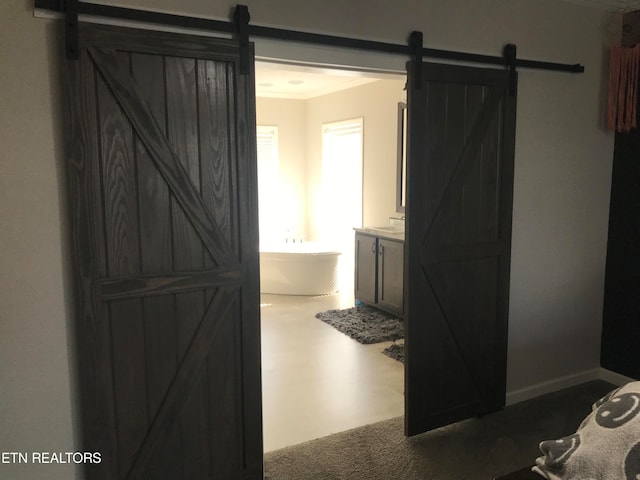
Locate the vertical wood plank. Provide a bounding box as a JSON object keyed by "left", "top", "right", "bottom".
{"left": 425, "top": 81, "right": 448, "bottom": 227}
{"left": 208, "top": 297, "right": 242, "bottom": 477}
{"left": 464, "top": 85, "right": 484, "bottom": 139}
{"left": 495, "top": 79, "right": 517, "bottom": 408}
{"left": 234, "top": 55, "right": 263, "bottom": 471}
{"left": 480, "top": 257, "right": 499, "bottom": 396}
{"left": 97, "top": 52, "right": 140, "bottom": 277}
{"left": 97, "top": 52, "right": 148, "bottom": 478}
{"left": 133, "top": 53, "right": 173, "bottom": 274}
{"left": 173, "top": 290, "right": 209, "bottom": 479}
{"left": 166, "top": 55, "right": 211, "bottom": 478}
{"left": 479, "top": 95, "right": 502, "bottom": 242}
{"left": 445, "top": 83, "right": 466, "bottom": 164}
{"left": 167, "top": 56, "right": 203, "bottom": 271}
{"left": 131, "top": 52, "right": 181, "bottom": 479}
{"left": 64, "top": 48, "right": 118, "bottom": 480}
{"left": 461, "top": 92, "right": 482, "bottom": 244}
{"left": 109, "top": 299, "right": 148, "bottom": 478}
{"left": 225, "top": 62, "right": 241, "bottom": 260}
{"left": 465, "top": 85, "right": 487, "bottom": 243}
{"left": 199, "top": 60, "right": 235, "bottom": 258}
{"left": 444, "top": 83, "right": 467, "bottom": 244}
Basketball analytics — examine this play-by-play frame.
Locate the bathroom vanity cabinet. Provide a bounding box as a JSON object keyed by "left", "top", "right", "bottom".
{"left": 354, "top": 231, "right": 404, "bottom": 317}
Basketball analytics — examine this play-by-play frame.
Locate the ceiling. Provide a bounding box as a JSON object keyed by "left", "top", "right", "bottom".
{"left": 254, "top": 61, "right": 402, "bottom": 99}
{"left": 255, "top": 0, "right": 640, "bottom": 99}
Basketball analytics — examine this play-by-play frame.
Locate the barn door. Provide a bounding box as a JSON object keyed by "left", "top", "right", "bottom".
{"left": 63, "top": 24, "right": 262, "bottom": 479}
{"left": 404, "top": 62, "right": 516, "bottom": 436}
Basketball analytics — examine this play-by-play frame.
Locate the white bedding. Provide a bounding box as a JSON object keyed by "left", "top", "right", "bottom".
{"left": 533, "top": 381, "right": 640, "bottom": 480}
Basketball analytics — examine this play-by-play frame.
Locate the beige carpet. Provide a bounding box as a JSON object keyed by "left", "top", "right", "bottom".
{"left": 264, "top": 381, "right": 614, "bottom": 480}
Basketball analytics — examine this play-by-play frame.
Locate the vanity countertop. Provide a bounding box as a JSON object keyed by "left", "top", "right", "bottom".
{"left": 354, "top": 227, "right": 404, "bottom": 242}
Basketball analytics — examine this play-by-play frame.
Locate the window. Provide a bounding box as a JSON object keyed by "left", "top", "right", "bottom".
{"left": 320, "top": 118, "right": 363, "bottom": 288}
{"left": 256, "top": 126, "right": 279, "bottom": 244}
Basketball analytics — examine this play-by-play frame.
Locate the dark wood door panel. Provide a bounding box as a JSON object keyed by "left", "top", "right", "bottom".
{"left": 63, "top": 23, "right": 261, "bottom": 479}
{"left": 132, "top": 54, "right": 173, "bottom": 275}
{"left": 89, "top": 46, "right": 235, "bottom": 266}
{"left": 425, "top": 258, "right": 500, "bottom": 400}
{"left": 405, "top": 61, "right": 516, "bottom": 436}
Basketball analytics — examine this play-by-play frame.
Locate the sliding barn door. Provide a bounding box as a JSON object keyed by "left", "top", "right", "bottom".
{"left": 63, "top": 24, "right": 261, "bottom": 479}
{"left": 404, "top": 62, "right": 516, "bottom": 436}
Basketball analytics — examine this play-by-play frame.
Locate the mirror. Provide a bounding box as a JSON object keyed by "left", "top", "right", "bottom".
{"left": 396, "top": 102, "right": 407, "bottom": 213}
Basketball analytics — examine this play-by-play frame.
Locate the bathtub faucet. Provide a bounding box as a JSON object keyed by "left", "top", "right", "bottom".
{"left": 284, "top": 228, "right": 303, "bottom": 244}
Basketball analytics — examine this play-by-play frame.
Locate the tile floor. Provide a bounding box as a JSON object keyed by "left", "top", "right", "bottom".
{"left": 260, "top": 289, "right": 405, "bottom": 452}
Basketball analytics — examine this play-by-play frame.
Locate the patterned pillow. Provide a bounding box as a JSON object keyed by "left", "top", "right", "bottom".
{"left": 533, "top": 381, "right": 640, "bottom": 480}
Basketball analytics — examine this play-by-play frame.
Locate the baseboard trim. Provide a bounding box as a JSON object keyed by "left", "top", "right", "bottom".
{"left": 505, "top": 367, "right": 637, "bottom": 406}
{"left": 597, "top": 368, "right": 637, "bottom": 386}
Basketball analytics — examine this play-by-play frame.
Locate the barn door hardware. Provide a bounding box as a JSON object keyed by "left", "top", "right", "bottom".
{"left": 36, "top": 0, "right": 586, "bottom": 74}
{"left": 409, "top": 31, "right": 424, "bottom": 88}
{"left": 65, "top": 0, "right": 79, "bottom": 60}
{"left": 503, "top": 44, "right": 517, "bottom": 96}
{"left": 234, "top": 5, "right": 251, "bottom": 75}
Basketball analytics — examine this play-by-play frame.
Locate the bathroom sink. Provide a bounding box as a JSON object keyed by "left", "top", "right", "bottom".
{"left": 363, "top": 226, "right": 404, "bottom": 235}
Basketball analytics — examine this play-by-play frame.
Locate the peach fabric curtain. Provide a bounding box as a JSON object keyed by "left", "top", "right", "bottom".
{"left": 608, "top": 44, "right": 640, "bottom": 133}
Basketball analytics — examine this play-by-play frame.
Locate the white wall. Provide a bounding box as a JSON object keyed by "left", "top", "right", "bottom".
{"left": 508, "top": 66, "right": 615, "bottom": 396}
{"left": 2, "top": 0, "right": 616, "bottom": 477}
{"left": 0, "top": 2, "right": 79, "bottom": 479}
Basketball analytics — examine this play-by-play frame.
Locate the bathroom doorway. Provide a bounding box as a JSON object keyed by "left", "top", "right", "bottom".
{"left": 255, "top": 61, "right": 406, "bottom": 451}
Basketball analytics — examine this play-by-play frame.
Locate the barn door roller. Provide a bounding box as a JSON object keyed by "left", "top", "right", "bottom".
{"left": 65, "top": 0, "right": 79, "bottom": 59}
{"left": 409, "top": 31, "right": 424, "bottom": 89}
{"left": 234, "top": 5, "right": 251, "bottom": 75}
{"left": 503, "top": 43, "right": 518, "bottom": 96}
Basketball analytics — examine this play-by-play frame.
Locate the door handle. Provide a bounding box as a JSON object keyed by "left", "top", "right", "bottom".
{"left": 371, "top": 241, "right": 376, "bottom": 254}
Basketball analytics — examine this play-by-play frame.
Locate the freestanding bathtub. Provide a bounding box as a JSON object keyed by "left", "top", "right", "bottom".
{"left": 259, "top": 242, "right": 341, "bottom": 295}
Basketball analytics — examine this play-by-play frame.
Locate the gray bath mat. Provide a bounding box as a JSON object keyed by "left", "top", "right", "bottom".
{"left": 315, "top": 305, "right": 403, "bottom": 344}
{"left": 382, "top": 343, "right": 404, "bottom": 363}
